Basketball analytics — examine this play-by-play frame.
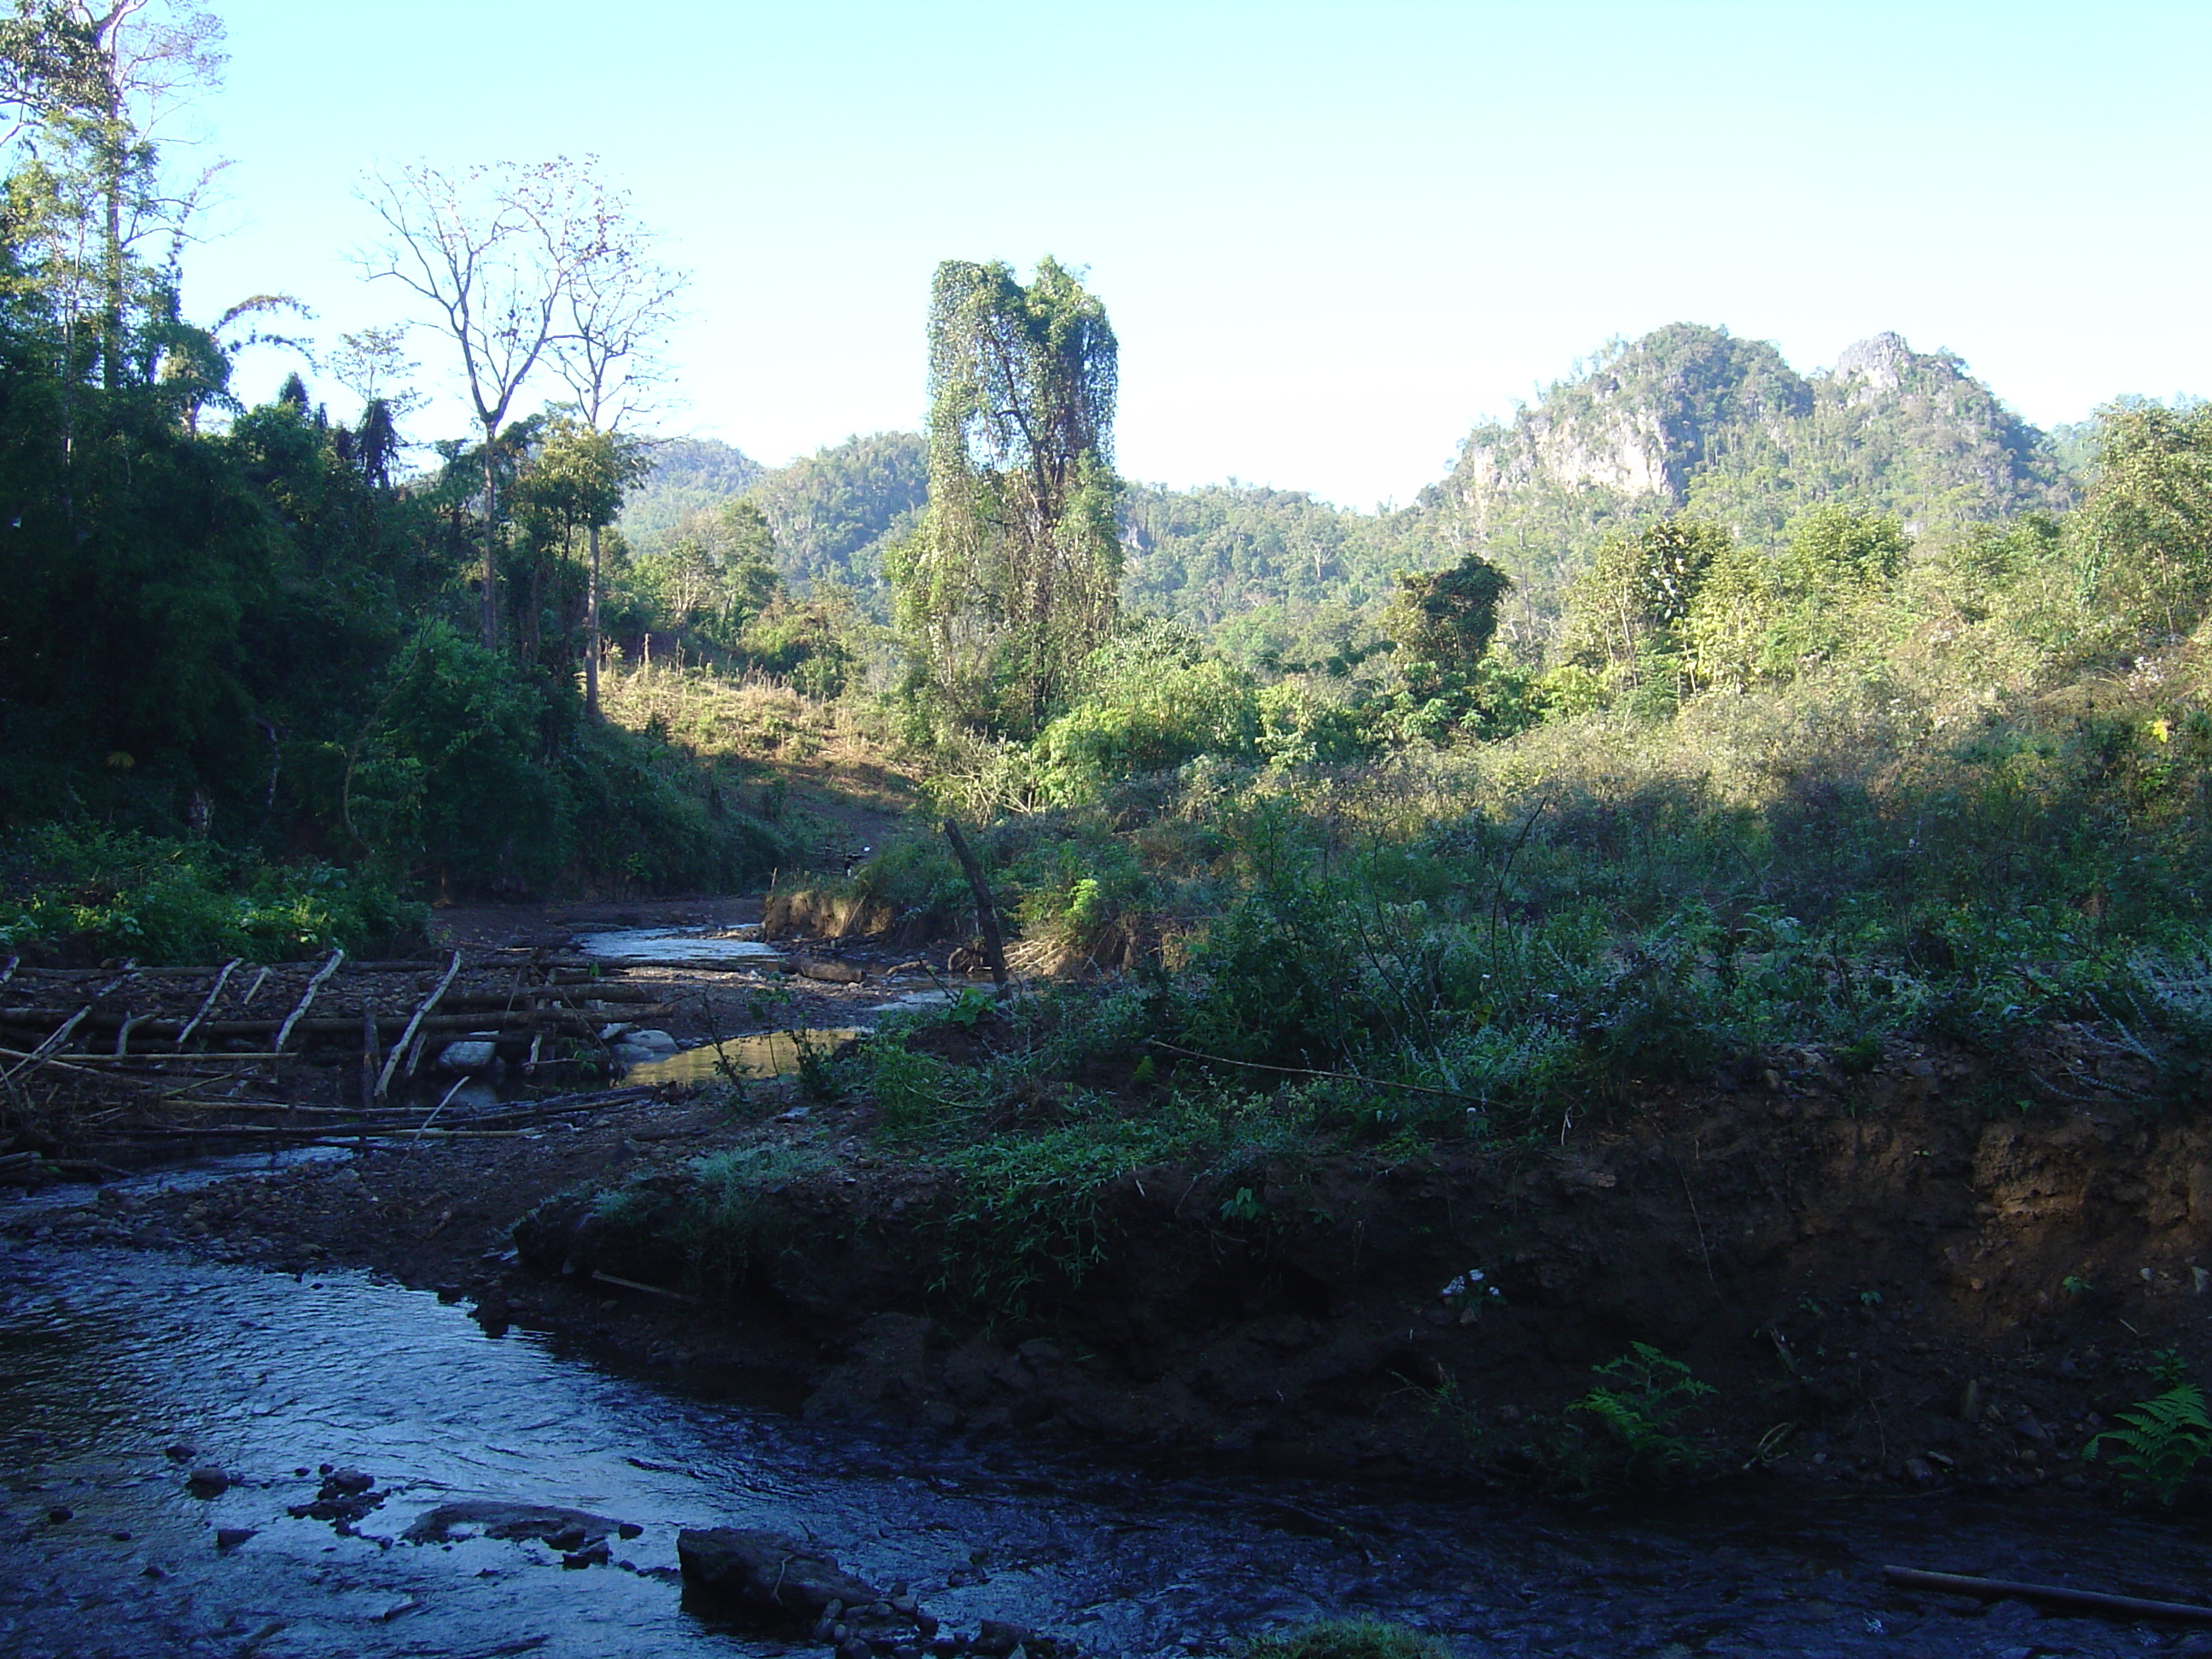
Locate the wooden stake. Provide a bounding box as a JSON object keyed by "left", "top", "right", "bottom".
{"left": 175, "top": 958, "right": 242, "bottom": 1050}
{"left": 942, "top": 818, "right": 1008, "bottom": 995}
{"left": 361, "top": 1006, "right": 381, "bottom": 1106}
{"left": 272, "top": 949, "right": 345, "bottom": 1055}
{"left": 376, "top": 950, "right": 461, "bottom": 1101}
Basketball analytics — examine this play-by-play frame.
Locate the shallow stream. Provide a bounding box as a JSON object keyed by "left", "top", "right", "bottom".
{"left": 5, "top": 1224, "right": 2212, "bottom": 1656}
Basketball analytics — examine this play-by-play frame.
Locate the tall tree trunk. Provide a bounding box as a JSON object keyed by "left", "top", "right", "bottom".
{"left": 100, "top": 113, "right": 124, "bottom": 391}
{"left": 480, "top": 439, "right": 500, "bottom": 650}
{"left": 585, "top": 521, "right": 602, "bottom": 716}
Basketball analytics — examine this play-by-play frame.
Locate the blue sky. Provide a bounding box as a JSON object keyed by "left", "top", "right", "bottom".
{"left": 180, "top": 0, "right": 2212, "bottom": 508}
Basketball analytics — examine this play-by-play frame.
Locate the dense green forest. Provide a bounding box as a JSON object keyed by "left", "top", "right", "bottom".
{"left": 5, "top": 0, "right": 2209, "bottom": 1065}
{"left": 0, "top": 5, "right": 811, "bottom": 961}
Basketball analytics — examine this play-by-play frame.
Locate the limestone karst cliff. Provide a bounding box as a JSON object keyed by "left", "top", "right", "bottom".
{"left": 1417, "top": 323, "right": 2072, "bottom": 639}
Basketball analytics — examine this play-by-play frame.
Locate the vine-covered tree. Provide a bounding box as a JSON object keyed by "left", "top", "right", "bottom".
{"left": 894, "top": 256, "right": 1119, "bottom": 736}
{"left": 1383, "top": 552, "right": 1510, "bottom": 676}
{"left": 1560, "top": 516, "right": 1732, "bottom": 687}
{"left": 2074, "top": 401, "right": 2212, "bottom": 640}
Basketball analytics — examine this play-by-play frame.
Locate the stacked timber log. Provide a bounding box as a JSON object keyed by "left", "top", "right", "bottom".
{"left": 0, "top": 948, "right": 683, "bottom": 1170}
{"left": 0, "top": 950, "right": 671, "bottom": 1075}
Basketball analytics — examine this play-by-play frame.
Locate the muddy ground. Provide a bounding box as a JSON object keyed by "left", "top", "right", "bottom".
{"left": 7, "top": 902, "right": 2212, "bottom": 1518}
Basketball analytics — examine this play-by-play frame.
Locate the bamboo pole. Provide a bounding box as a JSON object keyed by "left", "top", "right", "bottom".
{"left": 1883, "top": 1567, "right": 2212, "bottom": 1624}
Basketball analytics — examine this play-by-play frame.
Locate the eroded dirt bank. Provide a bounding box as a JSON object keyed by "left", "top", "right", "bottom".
{"left": 16, "top": 1041, "right": 2212, "bottom": 1508}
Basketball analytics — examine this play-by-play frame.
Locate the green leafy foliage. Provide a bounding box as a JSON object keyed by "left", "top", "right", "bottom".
{"left": 0, "top": 824, "right": 422, "bottom": 963}
{"left": 1240, "top": 1622, "right": 1449, "bottom": 1659}
{"left": 2084, "top": 1383, "right": 2212, "bottom": 1505}
{"left": 1530, "top": 1342, "right": 1718, "bottom": 1493}
{"left": 1033, "top": 624, "right": 1261, "bottom": 804}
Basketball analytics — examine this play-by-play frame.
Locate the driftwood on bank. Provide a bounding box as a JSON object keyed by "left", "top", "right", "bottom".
{"left": 1883, "top": 1565, "right": 2212, "bottom": 1624}
{"left": 70, "top": 1084, "right": 662, "bottom": 1148}
{"left": 0, "top": 1004, "right": 672, "bottom": 1045}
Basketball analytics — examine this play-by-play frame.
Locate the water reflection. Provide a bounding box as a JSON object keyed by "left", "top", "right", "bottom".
{"left": 3, "top": 1248, "right": 2209, "bottom": 1657}
{"left": 623, "top": 1030, "right": 864, "bottom": 1087}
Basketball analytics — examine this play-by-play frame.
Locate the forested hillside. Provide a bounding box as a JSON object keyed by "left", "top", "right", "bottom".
{"left": 1415, "top": 324, "right": 2075, "bottom": 646}
{"left": 623, "top": 432, "right": 925, "bottom": 618}
{"left": 636, "top": 324, "right": 2077, "bottom": 667}
{"left": 615, "top": 437, "right": 765, "bottom": 547}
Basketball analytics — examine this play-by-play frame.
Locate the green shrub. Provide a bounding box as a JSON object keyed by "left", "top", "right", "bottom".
{"left": 1033, "top": 625, "right": 1261, "bottom": 805}
{"left": 1241, "top": 1622, "right": 1448, "bottom": 1659}
{"left": 677, "top": 1144, "right": 835, "bottom": 1294}
{"left": 2085, "top": 1383, "right": 2212, "bottom": 1505}
{"left": 934, "top": 1116, "right": 1186, "bottom": 1316}
{"left": 351, "top": 622, "right": 794, "bottom": 894}
{"left": 0, "top": 824, "right": 423, "bottom": 963}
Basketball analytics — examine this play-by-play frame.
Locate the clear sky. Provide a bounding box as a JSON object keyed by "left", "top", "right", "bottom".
{"left": 178, "top": 0, "right": 2212, "bottom": 509}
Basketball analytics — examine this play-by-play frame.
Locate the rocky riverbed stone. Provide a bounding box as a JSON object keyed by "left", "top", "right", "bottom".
{"left": 403, "top": 1499, "right": 627, "bottom": 1546}
{"left": 437, "top": 1038, "right": 500, "bottom": 1074}
{"left": 678, "top": 1527, "right": 908, "bottom": 1627}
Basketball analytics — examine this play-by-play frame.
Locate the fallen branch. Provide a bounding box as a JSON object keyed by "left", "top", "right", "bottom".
{"left": 2, "top": 1006, "right": 91, "bottom": 1082}
{"left": 0, "top": 1045, "right": 179, "bottom": 1091}
{"left": 415, "top": 1077, "right": 469, "bottom": 1140}
{"left": 591, "top": 1270, "right": 698, "bottom": 1304}
{"left": 1143, "top": 1039, "right": 1484, "bottom": 1105}
{"left": 0, "top": 1005, "right": 663, "bottom": 1045}
{"left": 1882, "top": 1566, "right": 2212, "bottom": 1624}
{"left": 79, "top": 1084, "right": 662, "bottom": 1143}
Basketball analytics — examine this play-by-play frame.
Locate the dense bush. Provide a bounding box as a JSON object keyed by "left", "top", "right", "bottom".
{"left": 0, "top": 825, "right": 424, "bottom": 964}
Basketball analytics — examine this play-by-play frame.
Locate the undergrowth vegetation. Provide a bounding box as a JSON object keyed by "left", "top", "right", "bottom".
{"left": 768, "top": 613, "right": 2212, "bottom": 1322}
{"left": 0, "top": 824, "right": 425, "bottom": 963}
{"left": 1238, "top": 1623, "right": 1449, "bottom": 1659}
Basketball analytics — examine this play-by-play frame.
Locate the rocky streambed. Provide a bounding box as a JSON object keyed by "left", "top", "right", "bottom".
{"left": 9, "top": 1236, "right": 2212, "bottom": 1659}
{"left": 11, "top": 905, "right": 2212, "bottom": 1654}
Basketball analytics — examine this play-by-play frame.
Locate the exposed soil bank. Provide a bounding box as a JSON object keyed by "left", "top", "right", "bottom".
{"left": 19, "top": 1038, "right": 2212, "bottom": 1511}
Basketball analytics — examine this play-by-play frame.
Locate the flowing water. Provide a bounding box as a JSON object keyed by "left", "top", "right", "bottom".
{"left": 575, "top": 928, "right": 786, "bottom": 969}
{"left": 5, "top": 1220, "right": 2212, "bottom": 1657}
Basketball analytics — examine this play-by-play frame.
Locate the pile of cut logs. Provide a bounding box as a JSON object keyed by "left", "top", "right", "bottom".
{"left": 0, "top": 947, "right": 681, "bottom": 1168}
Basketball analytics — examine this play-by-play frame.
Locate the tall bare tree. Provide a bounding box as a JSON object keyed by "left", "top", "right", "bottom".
{"left": 62, "top": 1, "right": 222, "bottom": 387}
{"left": 357, "top": 156, "right": 614, "bottom": 649}
{"left": 549, "top": 194, "right": 682, "bottom": 713}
